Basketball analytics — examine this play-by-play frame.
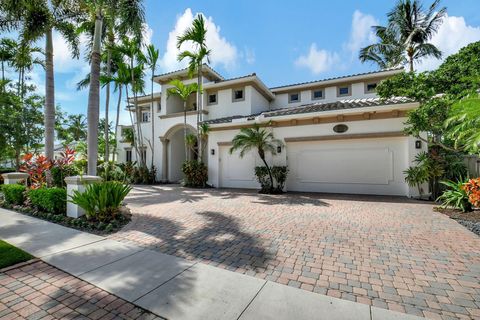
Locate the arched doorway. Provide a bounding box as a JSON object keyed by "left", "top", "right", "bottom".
{"left": 160, "top": 123, "right": 197, "bottom": 182}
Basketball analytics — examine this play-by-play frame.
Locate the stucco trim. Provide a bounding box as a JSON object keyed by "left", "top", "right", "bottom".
{"left": 209, "top": 109, "right": 408, "bottom": 132}
{"left": 159, "top": 110, "right": 208, "bottom": 119}
{"left": 217, "top": 141, "right": 233, "bottom": 146}
{"left": 284, "top": 131, "right": 405, "bottom": 142}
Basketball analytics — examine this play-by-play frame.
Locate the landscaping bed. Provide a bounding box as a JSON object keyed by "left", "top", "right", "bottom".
{"left": 435, "top": 207, "right": 480, "bottom": 236}
{"left": 0, "top": 239, "right": 34, "bottom": 269}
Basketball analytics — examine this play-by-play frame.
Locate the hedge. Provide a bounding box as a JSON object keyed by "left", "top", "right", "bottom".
{"left": 1, "top": 184, "right": 26, "bottom": 205}
{"left": 28, "top": 187, "right": 67, "bottom": 214}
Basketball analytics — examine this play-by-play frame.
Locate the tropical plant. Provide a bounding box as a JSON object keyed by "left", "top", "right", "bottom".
{"left": 404, "top": 151, "right": 445, "bottom": 198}
{"left": 272, "top": 166, "right": 289, "bottom": 193}
{"left": 230, "top": 124, "right": 282, "bottom": 193}
{"left": 360, "top": 0, "right": 446, "bottom": 71}
{"left": 79, "top": 0, "right": 145, "bottom": 175}
{"left": 177, "top": 14, "right": 211, "bottom": 162}
{"left": 20, "top": 153, "right": 52, "bottom": 189}
{"left": 51, "top": 147, "right": 78, "bottom": 187}
{"left": 57, "top": 114, "right": 87, "bottom": 144}
{"left": 463, "top": 178, "right": 480, "bottom": 208}
{"left": 437, "top": 180, "right": 472, "bottom": 212}
{"left": 445, "top": 95, "right": 480, "bottom": 155}
{"left": 181, "top": 160, "right": 208, "bottom": 187}
{"left": 143, "top": 44, "right": 159, "bottom": 167}
{"left": 1, "top": 184, "right": 26, "bottom": 205}
{"left": 0, "top": 38, "right": 16, "bottom": 85}
{"left": 69, "top": 181, "right": 131, "bottom": 222}
{"left": 28, "top": 187, "right": 66, "bottom": 214}
{"left": 167, "top": 79, "right": 198, "bottom": 160}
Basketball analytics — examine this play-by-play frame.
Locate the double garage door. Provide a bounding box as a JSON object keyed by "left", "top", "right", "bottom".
{"left": 219, "top": 137, "right": 409, "bottom": 196}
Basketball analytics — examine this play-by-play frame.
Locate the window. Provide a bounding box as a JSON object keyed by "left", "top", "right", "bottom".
{"left": 141, "top": 111, "right": 150, "bottom": 122}
{"left": 288, "top": 92, "right": 300, "bottom": 103}
{"left": 208, "top": 93, "right": 217, "bottom": 105}
{"left": 126, "top": 150, "right": 132, "bottom": 162}
{"left": 337, "top": 85, "right": 351, "bottom": 97}
{"left": 365, "top": 82, "right": 377, "bottom": 93}
{"left": 157, "top": 102, "right": 161, "bottom": 112}
{"left": 311, "top": 89, "right": 324, "bottom": 100}
{"left": 232, "top": 88, "right": 244, "bottom": 102}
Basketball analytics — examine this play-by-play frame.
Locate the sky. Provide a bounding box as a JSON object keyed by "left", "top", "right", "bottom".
{"left": 10, "top": 0, "right": 480, "bottom": 126}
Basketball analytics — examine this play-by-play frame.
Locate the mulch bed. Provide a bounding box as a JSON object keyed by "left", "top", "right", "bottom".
{"left": 435, "top": 207, "right": 480, "bottom": 236}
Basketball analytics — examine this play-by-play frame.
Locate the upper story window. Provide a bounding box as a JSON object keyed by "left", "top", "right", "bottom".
{"left": 207, "top": 92, "right": 218, "bottom": 105}
{"left": 141, "top": 111, "right": 150, "bottom": 122}
{"left": 337, "top": 85, "right": 351, "bottom": 97}
{"left": 365, "top": 82, "right": 378, "bottom": 93}
{"left": 232, "top": 88, "right": 245, "bottom": 102}
{"left": 311, "top": 89, "right": 324, "bottom": 100}
{"left": 288, "top": 92, "right": 300, "bottom": 103}
{"left": 125, "top": 149, "right": 132, "bottom": 162}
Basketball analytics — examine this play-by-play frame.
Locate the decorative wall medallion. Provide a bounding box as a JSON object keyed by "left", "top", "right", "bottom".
{"left": 333, "top": 124, "right": 348, "bottom": 133}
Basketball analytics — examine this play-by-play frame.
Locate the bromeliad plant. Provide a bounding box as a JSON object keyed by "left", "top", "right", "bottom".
{"left": 69, "top": 181, "right": 132, "bottom": 222}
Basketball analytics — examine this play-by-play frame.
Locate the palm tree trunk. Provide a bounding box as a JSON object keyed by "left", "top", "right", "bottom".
{"left": 196, "top": 63, "right": 202, "bottom": 162}
{"left": 126, "top": 87, "right": 141, "bottom": 163}
{"left": 44, "top": 28, "right": 55, "bottom": 163}
{"left": 86, "top": 11, "right": 103, "bottom": 176}
{"left": 104, "top": 49, "right": 112, "bottom": 162}
{"left": 184, "top": 100, "right": 188, "bottom": 160}
{"left": 150, "top": 67, "right": 155, "bottom": 168}
{"left": 113, "top": 85, "right": 122, "bottom": 162}
{"left": 130, "top": 58, "right": 145, "bottom": 168}
{"left": 258, "top": 151, "right": 274, "bottom": 193}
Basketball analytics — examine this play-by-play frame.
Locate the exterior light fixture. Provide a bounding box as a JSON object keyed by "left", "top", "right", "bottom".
{"left": 277, "top": 146, "right": 282, "bottom": 153}
{"left": 415, "top": 140, "right": 422, "bottom": 149}
{"left": 211, "top": 149, "right": 215, "bottom": 155}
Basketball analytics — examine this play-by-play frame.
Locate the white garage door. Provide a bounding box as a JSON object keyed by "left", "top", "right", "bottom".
{"left": 219, "top": 146, "right": 261, "bottom": 189}
{"left": 287, "top": 137, "right": 409, "bottom": 195}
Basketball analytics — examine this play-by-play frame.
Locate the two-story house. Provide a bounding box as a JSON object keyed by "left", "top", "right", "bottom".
{"left": 116, "top": 65, "right": 425, "bottom": 196}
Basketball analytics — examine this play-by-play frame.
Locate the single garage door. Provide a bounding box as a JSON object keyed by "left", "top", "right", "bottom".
{"left": 286, "top": 137, "right": 409, "bottom": 196}
{"left": 219, "top": 146, "right": 261, "bottom": 189}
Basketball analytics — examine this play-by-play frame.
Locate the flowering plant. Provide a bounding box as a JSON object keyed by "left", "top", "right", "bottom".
{"left": 20, "top": 153, "right": 52, "bottom": 189}
{"left": 462, "top": 178, "right": 480, "bottom": 207}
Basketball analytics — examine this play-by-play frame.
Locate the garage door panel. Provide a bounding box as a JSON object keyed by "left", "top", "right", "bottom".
{"left": 287, "top": 138, "right": 408, "bottom": 196}
{"left": 219, "top": 147, "right": 260, "bottom": 189}
{"left": 293, "top": 147, "right": 394, "bottom": 184}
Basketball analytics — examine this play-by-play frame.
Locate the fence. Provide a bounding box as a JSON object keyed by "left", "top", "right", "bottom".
{"left": 464, "top": 155, "right": 480, "bottom": 177}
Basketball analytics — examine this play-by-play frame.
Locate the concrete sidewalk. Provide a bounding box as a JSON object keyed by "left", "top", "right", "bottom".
{"left": 0, "top": 208, "right": 424, "bottom": 320}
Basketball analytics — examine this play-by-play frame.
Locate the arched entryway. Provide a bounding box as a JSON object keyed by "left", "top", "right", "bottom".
{"left": 160, "top": 123, "right": 197, "bottom": 182}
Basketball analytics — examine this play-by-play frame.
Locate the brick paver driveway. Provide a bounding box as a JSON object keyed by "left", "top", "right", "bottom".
{"left": 110, "top": 185, "right": 480, "bottom": 320}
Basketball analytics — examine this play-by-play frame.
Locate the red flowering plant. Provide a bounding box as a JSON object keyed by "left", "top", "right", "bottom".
{"left": 54, "top": 146, "right": 75, "bottom": 168}
{"left": 20, "top": 153, "right": 52, "bottom": 189}
{"left": 462, "top": 178, "right": 480, "bottom": 208}
{"left": 51, "top": 146, "right": 78, "bottom": 188}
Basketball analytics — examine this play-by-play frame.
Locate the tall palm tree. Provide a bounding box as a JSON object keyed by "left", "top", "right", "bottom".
{"left": 360, "top": 0, "right": 446, "bottom": 71}
{"left": 359, "top": 27, "right": 406, "bottom": 69}
{"left": 143, "top": 44, "right": 159, "bottom": 168}
{"left": 230, "top": 124, "right": 281, "bottom": 193}
{"left": 0, "top": 0, "right": 82, "bottom": 164}
{"left": 12, "top": 41, "right": 44, "bottom": 99}
{"left": 167, "top": 79, "right": 198, "bottom": 160}
{"left": 0, "top": 38, "right": 16, "bottom": 86}
{"left": 79, "top": 0, "right": 145, "bottom": 175}
{"left": 177, "top": 14, "right": 211, "bottom": 162}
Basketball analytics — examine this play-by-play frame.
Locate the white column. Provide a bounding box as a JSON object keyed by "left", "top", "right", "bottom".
{"left": 1, "top": 172, "right": 29, "bottom": 185}
{"left": 160, "top": 137, "right": 169, "bottom": 182}
{"left": 65, "top": 175, "right": 102, "bottom": 218}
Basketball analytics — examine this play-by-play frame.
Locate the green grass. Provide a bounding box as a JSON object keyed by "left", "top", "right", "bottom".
{"left": 0, "top": 240, "right": 34, "bottom": 269}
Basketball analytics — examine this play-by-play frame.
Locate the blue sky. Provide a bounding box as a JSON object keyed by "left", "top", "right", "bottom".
{"left": 15, "top": 0, "right": 480, "bottom": 125}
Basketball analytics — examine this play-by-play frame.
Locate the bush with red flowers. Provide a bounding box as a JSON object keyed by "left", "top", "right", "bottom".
{"left": 463, "top": 178, "right": 480, "bottom": 208}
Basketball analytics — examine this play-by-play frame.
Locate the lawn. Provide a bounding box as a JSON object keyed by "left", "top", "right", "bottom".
{"left": 0, "top": 240, "right": 34, "bottom": 269}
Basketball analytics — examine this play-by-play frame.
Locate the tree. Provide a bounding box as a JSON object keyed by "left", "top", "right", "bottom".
{"left": 0, "top": 38, "right": 16, "bottom": 86}
{"left": 445, "top": 95, "right": 480, "bottom": 155}
{"left": 230, "top": 124, "right": 281, "bottom": 193}
{"left": 177, "top": 14, "right": 211, "bottom": 162}
{"left": 360, "top": 0, "right": 446, "bottom": 71}
{"left": 167, "top": 79, "right": 198, "bottom": 160}
{"left": 79, "top": 0, "right": 145, "bottom": 175}
{"left": 143, "top": 44, "right": 159, "bottom": 168}
{"left": 0, "top": 0, "right": 82, "bottom": 164}
{"left": 57, "top": 114, "right": 87, "bottom": 144}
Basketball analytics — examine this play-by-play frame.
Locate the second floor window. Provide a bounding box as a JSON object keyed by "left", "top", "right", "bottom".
{"left": 126, "top": 150, "right": 132, "bottom": 162}
{"left": 337, "top": 85, "right": 351, "bottom": 97}
{"left": 208, "top": 93, "right": 217, "bottom": 105}
{"left": 312, "top": 89, "right": 324, "bottom": 100}
{"left": 232, "top": 88, "right": 244, "bottom": 102}
{"left": 289, "top": 92, "right": 300, "bottom": 103}
{"left": 141, "top": 111, "right": 150, "bottom": 122}
{"left": 365, "top": 82, "right": 377, "bottom": 93}
{"left": 157, "top": 102, "right": 161, "bottom": 112}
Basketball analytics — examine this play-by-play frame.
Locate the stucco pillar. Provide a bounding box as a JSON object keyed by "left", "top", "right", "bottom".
{"left": 1, "top": 172, "right": 29, "bottom": 185}
{"left": 65, "top": 175, "right": 102, "bottom": 218}
{"left": 160, "top": 137, "right": 169, "bottom": 182}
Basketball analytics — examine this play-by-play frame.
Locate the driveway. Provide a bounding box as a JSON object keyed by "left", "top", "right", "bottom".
{"left": 110, "top": 185, "right": 480, "bottom": 319}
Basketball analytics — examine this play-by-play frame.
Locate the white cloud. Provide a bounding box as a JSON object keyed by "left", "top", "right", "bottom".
{"left": 294, "top": 44, "right": 340, "bottom": 75}
{"left": 418, "top": 14, "right": 480, "bottom": 71}
{"left": 345, "top": 10, "right": 378, "bottom": 55}
{"left": 159, "top": 8, "right": 239, "bottom": 72}
{"left": 244, "top": 47, "right": 255, "bottom": 65}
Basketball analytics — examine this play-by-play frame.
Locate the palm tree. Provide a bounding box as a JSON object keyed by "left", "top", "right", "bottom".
{"left": 12, "top": 41, "right": 44, "bottom": 100}
{"left": 445, "top": 94, "right": 480, "bottom": 154}
{"left": 79, "top": 0, "right": 145, "bottom": 175}
{"left": 359, "top": 0, "right": 446, "bottom": 71}
{"left": 359, "top": 27, "right": 406, "bottom": 69}
{"left": 143, "top": 44, "right": 159, "bottom": 168}
{"left": 0, "top": 38, "right": 16, "bottom": 86}
{"left": 0, "top": 0, "right": 82, "bottom": 164}
{"left": 167, "top": 79, "right": 198, "bottom": 160}
{"left": 177, "top": 14, "right": 211, "bottom": 162}
{"left": 230, "top": 124, "right": 281, "bottom": 193}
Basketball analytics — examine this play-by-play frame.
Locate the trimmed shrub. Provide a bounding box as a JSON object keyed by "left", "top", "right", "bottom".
{"left": 1, "top": 184, "right": 26, "bottom": 205}
{"left": 69, "top": 181, "right": 132, "bottom": 222}
{"left": 272, "top": 166, "right": 289, "bottom": 193}
{"left": 182, "top": 161, "right": 208, "bottom": 187}
{"left": 254, "top": 166, "right": 289, "bottom": 194}
{"left": 51, "top": 165, "right": 80, "bottom": 188}
{"left": 28, "top": 187, "right": 67, "bottom": 214}
{"left": 254, "top": 166, "right": 272, "bottom": 193}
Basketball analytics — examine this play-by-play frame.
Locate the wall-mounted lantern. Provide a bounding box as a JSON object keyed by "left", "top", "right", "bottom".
{"left": 211, "top": 149, "right": 215, "bottom": 155}
{"left": 277, "top": 146, "right": 282, "bottom": 153}
{"left": 415, "top": 140, "right": 422, "bottom": 149}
